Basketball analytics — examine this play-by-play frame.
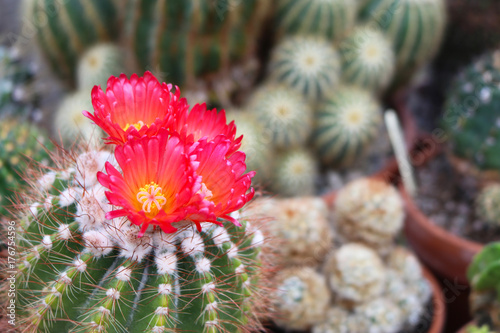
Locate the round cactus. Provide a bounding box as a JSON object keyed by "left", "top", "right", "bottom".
{"left": 272, "top": 148, "right": 318, "bottom": 197}
{"left": 476, "top": 184, "right": 500, "bottom": 226}
{"left": 354, "top": 298, "right": 403, "bottom": 333}
{"left": 358, "top": 0, "right": 447, "bottom": 84}
{"left": 10, "top": 150, "right": 266, "bottom": 332}
{"left": 312, "top": 86, "right": 382, "bottom": 168}
{"left": 334, "top": 177, "right": 404, "bottom": 251}
{"left": 273, "top": 266, "right": 330, "bottom": 331}
{"left": 248, "top": 85, "right": 313, "bottom": 149}
{"left": 0, "top": 119, "right": 52, "bottom": 216}
{"left": 312, "top": 307, "right": 360, "bottom": 333}
{"left": 268, "top": 35, "right": 341, "bottom": 102}
{"left": 24, "top": 0, "right": 123, "bottom": 83}
{"left": 275, "top": 0, "right": 358, "bottom": 42}
{"left": 339, "top": 25, "right": 396, "bottom": 94}
{"left": 443, "top": 50, "right": 500, "bottom": 178}
{"left": 76, "top": 43, "right": 127, "bottom": 90}
{"left": 324, "top": 243, "right": 386, "bottom": 307}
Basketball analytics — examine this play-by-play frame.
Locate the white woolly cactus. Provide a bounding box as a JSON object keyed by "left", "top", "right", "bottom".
{"left": 268, "top": 35, "right": 341, "bottom": 101}
{"left": 476, "top": 183, "right": 500, "bottom": 226}
{"left": 339, "top": 25, "right": 396, "bottom": 94}
{"left": 272, "top": 148, "right": 319, "bottom": 197}
{"left": 324, "top": 243, "right": 386, "bottom": 306}
{"left": 334, "top": 177, "right": 404, "bottom": 250}
{"left": 248, "top": 85, "right": 313, "bottom": 149}
{"left": 311, "top": 307, "right": 360, "bottom": 333}
{"left": 354, "top": 298, "right": 404, "bottom": 333}
{"left": 273, "top": 266, "right": 330, "bottom": 331}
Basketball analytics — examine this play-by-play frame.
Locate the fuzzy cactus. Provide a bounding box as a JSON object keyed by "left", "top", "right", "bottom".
{"left": 274, "top": 0, "right": 358, "bottom": 43}
{"left": 248, "top": 85, "right": 313, "bottom": 149}
{"left": 467, "top": 242, "right": 500, "bottom": 331}
{"left": 268, "top": 35, "right": 341, "bottom": 102}
{"left": 0, "top": 119, "right": 52, "bottom": 217}
{"left": 334, "top": 178, "right": 404, "bottom": 251}
{"left": 339, "top": 25, "right": 396, "bottom": 94}
{"left": 272, "top": 148, "right": 318, "bottom": 197}
{"left": 312, "top": 86, "right": 382, "bottom": 168}
{"left": 476, "top": 184, "right": 500, "bottom": 227}
{"left": 444, "top": 50, "right": 500, "bottom": 178}
{"left": 273, "top": 266, "right": 330, "bottom": 331}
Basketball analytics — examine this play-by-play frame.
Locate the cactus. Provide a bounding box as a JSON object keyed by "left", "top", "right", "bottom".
{"left": 467, "top": 242, "right": 500, "bottom": 331}
{"left": 334, "top": 178, "right": 404, "bottom": 251}
{"left": 443, "top": 50, "right": 500, "bottom": 178}
{"left": 24, "top": 0, "right": 123, "bottom": 83}
{"left": 338, "top": 25, "right": 396, "bottom": 94}
{"left": 354, "top": 298, "right": 403, "bottom": 333}
{"left": 467, "top": 325, "right": 495, "bottom": 333}
{"left": 248, "top": 85, "right": 313, "bottom": 149}
{"left": 476, "top": 184, "right": 500, "bottom": 227}
{"left": 312, "top": 86, "right": 382, "bottom": 168}
{"left": 77, "top": 43, "right": 127, "bottom": 90}
{"left": 268, "top": 35, "right": 341, "bottom": 102}
{"left": 0, "top": 45, "right": 39, "bottom": 120}
{"left": 273, "top": 266, "right": 330, "bottom": 331}
{"left": 272, "top": 148, "right": 318, "bottom": 197}
{"left": 274, "top": 0, "right": 358, "bottom": 42}
{"left": 311, "top": 307, "right": 360, "bottom": 333}
{"left": 358, "top": 0, "right": 447, "bottom": 84}
{"left": 128, "top": 0, "right": 271, "bottom": 88}
{"left": 0, "top": 119, "right": 52, "bottom": 217}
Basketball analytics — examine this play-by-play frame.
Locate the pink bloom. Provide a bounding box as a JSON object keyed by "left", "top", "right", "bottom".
{"left": 84, "top": 72, "right": 188, "bottom": 145}
{"left": 97, "top": 130, "right": 201, "bottom": 236}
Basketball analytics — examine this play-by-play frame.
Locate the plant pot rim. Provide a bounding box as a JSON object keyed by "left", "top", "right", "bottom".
{"left": 422, "top": 264, "right": 447, "bottom": 333}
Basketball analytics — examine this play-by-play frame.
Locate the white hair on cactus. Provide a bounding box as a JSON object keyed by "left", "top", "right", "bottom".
{"left": 116, "top": 267, "right": 132, "bottom": 282}
{"left": 151, "top": 326, "right": 166, "bottom": 333}
{"left": 202, "top": 282, "right": 216, "bottom": 294}
{"left": 229, "top": 210, "right": 240, "bottom": 221}
{"left": 74, "top": 258, "right": 87, "bottom": 272}
{"left": 58, "top": 272, "right": 72, "bottom": 285}
{"left": 205, "top": 320, "right": 218, "bottom": 328}
{"left": 251, "top": 230, "right": 264, "bottom": 248}
{"left": 76, "top": 190, "right": 107, "bottom": 231}
{"left": 158, "top": 284, "right": 172, "bottom": 295}
{"left": 43, "top": 196, "right": 54, "bottom": 211}
{"left": 205, "top": 301, "right": 218, "bottom": 312}
{"left": 227, "top": 242, "right": 238, "bottom": 259}
{"left": 49, "top": 287, "right": 61, "bottom": 298}
{"left": 235, "top": 264, "right": 245, "bottom": 275}
{"left": 152, "top": 229, "right": 178, "bottom": 254}
{"left": 41, "top": 235, "right": 52, "bottom": 250}
{"left": 29, "top": 202, "right": 40, "bottom": 216}
{"left": 106, "top": 288, "right": 121, "bottom": 300}
{"left": 97, "top": 306, "right": 111, "bottom": 316}
{"left": 22, "top": 260, "right": 31, "bottom": 269}
{"left": 75, "top": 151, "right": 113, "bottom": 187}
{"left": 154, "top": 307, "right": 169, "bottom": 316}
{"left": 119, "top": 231, "right": 153, "bottom": 262}
{"left": 57, "top": 224, "right": 72, "bottom": 240}
{"left": 32, "top": 247, "right": 40, "bottom": 260}
{"left": 37, "top": 172, "right": 56, "bottom": 191}
{"left": 195, "top": 257, "right": 211, "bottom": 274}
{"left": 83, "top": 230, "right": 113, "bottom": 256}
{"left": 59, "top": 187, "right": 78, "bottom": 207}
{"left": 59, "top": 167, "right": 75, "bottom": 180}
{"left": 155, "top": 252, "right": 178, "bottom": 275}
{"left": 211, "top": 226, "right": 231, "bottom": 248}
{"left": 181, "top": 232, "right": 204, "bottom": 257}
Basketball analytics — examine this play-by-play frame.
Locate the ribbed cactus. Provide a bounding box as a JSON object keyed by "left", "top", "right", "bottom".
{"left": 443, "top": 50, "right": 500, "bottom": 178}
{"left": 24, "top": 0, "right": 122, "bottom": 83}
{"left": 467, "top": 242, "right": 500, "bottom": 331}
{"left": 274, "top": 0, "right": 358, "bottom": 42}
{"left": 272, "top": 148, "right": 318, "bottom": 197}
{"left": 128, "top": 0, "right": 271, "bottom": 88}
{"left": 339, "top": 25, "right": 396, "bottom": 94}
{"left": 12, "top": 152, "right": 266, "bottom": 332}
{"left": 0, "top": 119, "right": 52, "bottom": 217}
{"left": 358, "top": 0, "right": 447, "bottom": 84}
{"left": 312, "top": 86, "right": 382, "bottom": 168}
{"left": 268, "top": 35, "right": 341, "bottom": 102}
{"left": 476, "top": 184, "right": 500, "bottom": 227}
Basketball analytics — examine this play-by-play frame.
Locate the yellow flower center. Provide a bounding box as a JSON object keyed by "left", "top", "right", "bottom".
{"left": 199, "top": 183, "right": 213, "bottom": 200}
{"left": 137, "top": 182, "right": 167, "bottom": 216}
{"left": 124, "top": 121, "right": 146, "bottom": 131}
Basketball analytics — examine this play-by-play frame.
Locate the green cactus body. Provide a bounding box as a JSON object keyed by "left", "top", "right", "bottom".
{"left": 12, "top": 150, "right": 266, "bottom": 332}
{"left": 443, "top": 51, "right": 500, "bottom": 177}
{"left": 268, "top": 35, "right": 341, "bottom": 102}
{"left": 0, "top": 119, "right": 52, "bottom": 217}
{"left": 128, "top": 0, "right": 270, "bottom": 88}
{"left": 339, "top": 25, "right": 395, "bottom": 94}
{"left": 359, "top": 0, "right": 447, "bottom": 84}
{"left": 25, "top": 0, "right": 122, "bottom": 83}
{"left": 275, "top": 0, "right": 358, "bottom": 43}
{"left": 312, "top": 86, "right": 382, "bottom": 168}
{"left": 476, "top": 184, "right": 500, "bottom": 227}
{"left": 272, "top": 149, "right": 318, "bottom": 197}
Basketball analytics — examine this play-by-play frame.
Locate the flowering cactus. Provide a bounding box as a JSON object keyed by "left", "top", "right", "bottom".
{"left": 10, "top": 72, "right": 266, "bottom": 332}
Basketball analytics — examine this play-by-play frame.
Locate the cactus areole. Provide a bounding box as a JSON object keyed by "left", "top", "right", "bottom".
{"left": 11, "top": 72, "right": 265, "bottom": 333}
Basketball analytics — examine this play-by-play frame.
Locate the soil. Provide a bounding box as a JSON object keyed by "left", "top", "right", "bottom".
{"left": 415, "top": 153, "right": 500, "bottom": 244}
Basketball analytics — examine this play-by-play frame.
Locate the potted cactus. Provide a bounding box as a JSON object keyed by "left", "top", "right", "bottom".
{"left": 1, "top": 72, "right": 269, "bottom": 332}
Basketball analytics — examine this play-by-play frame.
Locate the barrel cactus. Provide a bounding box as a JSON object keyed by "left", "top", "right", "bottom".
{"left": 476, "top": 184, "right": 500, "bottom": 227}
{"left": 7, "top": 72, "right": 267, "bottom": 332}
{"left": 312, "top": 86, "right": 382, "bottom": 168}
{"left": 443, "top": 50, "right": 500, "bottom": 180}
{"left": 268, "top": 35, "right": 341, "bottom": 102}
{"left": 272, "top": 148, "right": 318, "bottom": 197}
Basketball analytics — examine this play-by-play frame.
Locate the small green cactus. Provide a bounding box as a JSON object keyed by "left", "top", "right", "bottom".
{"left": 0, "top": 119, "right": 52, "bottom": 217}
{"left": 443, "top": 50, "right": 500, "bottom": 177}
{"left": 312, "top": 86, "right": 382, "bottom": 168}
{"left": 467, "top": 325, "right": 495, "bottom": 333}
{"left": 268, "top": 35, "right": 341, "bottom": 102}
{"left": 339, "top": 25, "right": 396, "bottom": 94}
{"left": 274, "top": 0, "right": 358, "bottom": 42}
{"left": 272, "top": 148, "right": 318, "bottom": 197}
{"left": 476, "top": 184, "right": 500, "bottom": 227}
{"left": 8, "top": 150, "right": 267, "bottom": 332}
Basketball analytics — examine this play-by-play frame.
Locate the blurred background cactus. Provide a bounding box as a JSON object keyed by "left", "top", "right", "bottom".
{"left": 476, "top": 184, "right": 500, "bottom": 227}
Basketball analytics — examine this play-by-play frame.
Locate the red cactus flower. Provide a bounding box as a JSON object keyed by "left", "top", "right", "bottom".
{"left": 97, "top": 130, "right": 202, "bottom": 236}
{"left": 83, "top": 71, "right": 188, "bottom": 145}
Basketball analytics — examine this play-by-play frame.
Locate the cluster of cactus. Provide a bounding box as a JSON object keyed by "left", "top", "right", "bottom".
{"left": 0, "top": 119, "right": 52, "bottom": 217}
{"left": 7, "top": 149, "right": 267, "bottom": 332}
{"left": 467, "top": 242, "right": 500, "bottom": 331}
{"left": 443, "top": 50, "right": 500, "bottom": 178}
{"left": 476, "top": 184, "right": 500, "bottom": 227}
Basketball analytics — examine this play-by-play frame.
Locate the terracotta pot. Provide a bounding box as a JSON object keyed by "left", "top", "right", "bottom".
{"left": 423, "top": 265, "right": 447, "bottom": 333}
